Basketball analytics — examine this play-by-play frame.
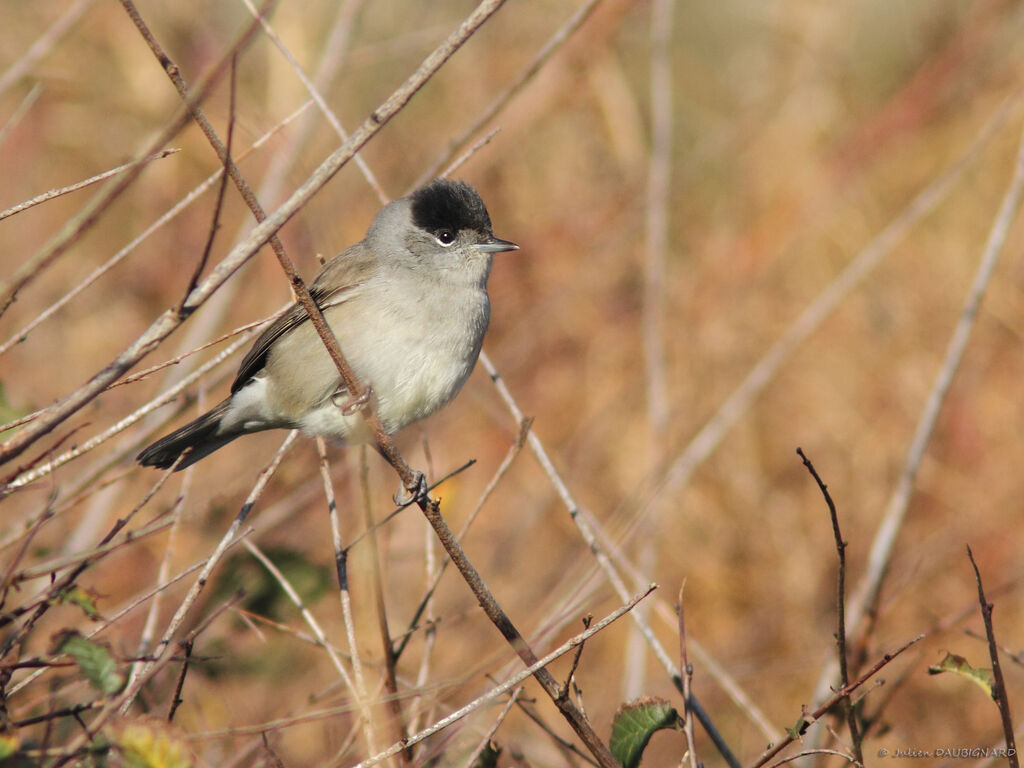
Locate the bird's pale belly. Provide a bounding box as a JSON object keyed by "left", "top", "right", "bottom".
{"left": 282, "top": 293, "right": 487, "bottom": 443}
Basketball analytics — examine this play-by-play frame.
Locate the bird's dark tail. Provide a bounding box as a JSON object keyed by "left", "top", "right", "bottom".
{"left": 137, "top": 400, "right": 238, "bottom": 471}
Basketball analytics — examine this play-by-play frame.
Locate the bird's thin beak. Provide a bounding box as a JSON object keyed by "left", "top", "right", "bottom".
{"left": 475, "top": 236, "right": 519, "bottom": 254}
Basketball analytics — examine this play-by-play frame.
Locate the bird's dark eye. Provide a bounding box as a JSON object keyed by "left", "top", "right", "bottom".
{"left": 436, "top": 229, "right": 455, "bottom": 245}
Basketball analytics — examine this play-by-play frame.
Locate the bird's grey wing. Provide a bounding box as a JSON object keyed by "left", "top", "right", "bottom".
{"left": 230, "top": 245, "right": 376, "bottom": 393}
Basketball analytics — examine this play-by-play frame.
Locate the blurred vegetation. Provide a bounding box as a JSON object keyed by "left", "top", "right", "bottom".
{"left": 2, "top": 0, "right": 1024, "bottom": 765}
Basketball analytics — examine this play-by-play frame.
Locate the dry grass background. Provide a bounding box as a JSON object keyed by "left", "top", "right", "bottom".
{"left": 2, "top": 0, "right": 1024, "bottom": 765}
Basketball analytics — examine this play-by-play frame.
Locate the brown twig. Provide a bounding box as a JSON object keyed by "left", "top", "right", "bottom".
{"left": 0, "top": 463, "right": 179, "bottom": 648}
{"left": 178, "top": 56, "right": 236, "bottom": 307}
{"left": 967, "top": 546, "right": 1018, "bottom": 767}
{"left": 513, "top": 695, "right": 599, "bottom": 767}
{"left": 238, "top": 0, "right": 387, "bottom": 204}
{"left": 0, "top": 0, "right": 513, "bottom": 470}
{"left": 481, "top": 354, "right": 741, "bottom": 765}
{"left": 1, "top": 330, "right": 251, "bottom": 495}
{"left": 114, "top": 432, "right": 297, "bottom": 717}
{"left": 765, "top": 748, "right": 857, "bottom": 768}
{"left": 342, "top": 460, "right": 477, "bottom": 554}
{"left": 109, "top": 310, "right": 285, "bottom": 389}
{"left": 561, "top": 615, "right": 592, "bottom": 700}
{"left": 796, "top": 447, "right": 863, "bottom": 765}
{"left": 244, "top": 540, "right": 358, "bottom": 696}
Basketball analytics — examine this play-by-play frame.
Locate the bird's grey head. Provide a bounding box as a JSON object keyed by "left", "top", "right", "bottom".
{"left": 368, "top": 179, "right": 518, "bottom": 282}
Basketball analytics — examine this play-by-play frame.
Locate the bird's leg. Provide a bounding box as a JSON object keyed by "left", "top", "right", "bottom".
{"left": 331, "top": 384, "right": 373, "bottom": 415}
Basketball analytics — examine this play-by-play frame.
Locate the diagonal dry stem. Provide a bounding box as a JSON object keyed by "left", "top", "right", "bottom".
{"left": 316, "top": 437, "right": 381, "bottom": 760}
{"left": 0, "top": 150, "right": 179, "bottom": 223}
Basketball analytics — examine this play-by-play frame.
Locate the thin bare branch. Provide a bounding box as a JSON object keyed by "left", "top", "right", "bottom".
{"left": 0, "top": 150, "right": 179, "bottom": 223}
{"left": 797, "top": 447, "right": 863, "bottom": 765}
{"left": 2, "top": 329, "right": 253, "bottom": 494}
{"left": 0, "top": 0, "right": 516, "bottom": 476}
{"left": 439, "top": 127, "right": 501, "bottom": 179}
{"left": 0, "top": 104, "right": 307, "bottom": 358}
{"left": 967, "top": 546, "right": 1018, "bottom": 767}
{"left": 395, "top": 419, "right": 532, "bottom": 662}
{"left": 479, "top": 351, "right": 737, "bottom": 763}
{"left": 244, "top": 541, "right": 358, "bottom": 695}
{"left": 355, "top": 446, "right": 410, "bottom": 764}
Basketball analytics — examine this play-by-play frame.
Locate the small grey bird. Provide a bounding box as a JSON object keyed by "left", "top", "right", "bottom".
{"left": 138, "top": 179, "right": 518, "bottom": 471}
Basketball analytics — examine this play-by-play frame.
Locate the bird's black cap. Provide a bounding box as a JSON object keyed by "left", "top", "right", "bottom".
{"left": 410, "top": 179, "right": 493, "bottom": 237}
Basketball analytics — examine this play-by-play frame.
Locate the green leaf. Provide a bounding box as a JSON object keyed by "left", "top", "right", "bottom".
{"left": 52, "top": 631, "right": 126, "bottom": 696}
{"left": 928, "top": 652, "right": 993, "bottom": 698}
{"left": 610, "top": 697, "right": 679, "bottom": 768}
{"left": 470, "top": 741, "right": 501, "bottom": 768}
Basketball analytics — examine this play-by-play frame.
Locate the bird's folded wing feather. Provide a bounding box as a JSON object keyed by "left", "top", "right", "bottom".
{"left": 231, "top": 245, "right": 376, "bottom": 393}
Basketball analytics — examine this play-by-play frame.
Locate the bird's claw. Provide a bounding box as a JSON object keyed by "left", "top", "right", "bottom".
{"left": 393, "top": 471, "right": 428, "bottom": 506}
{"left": 331, "top": 385, "right": 373, "bottom": 416}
